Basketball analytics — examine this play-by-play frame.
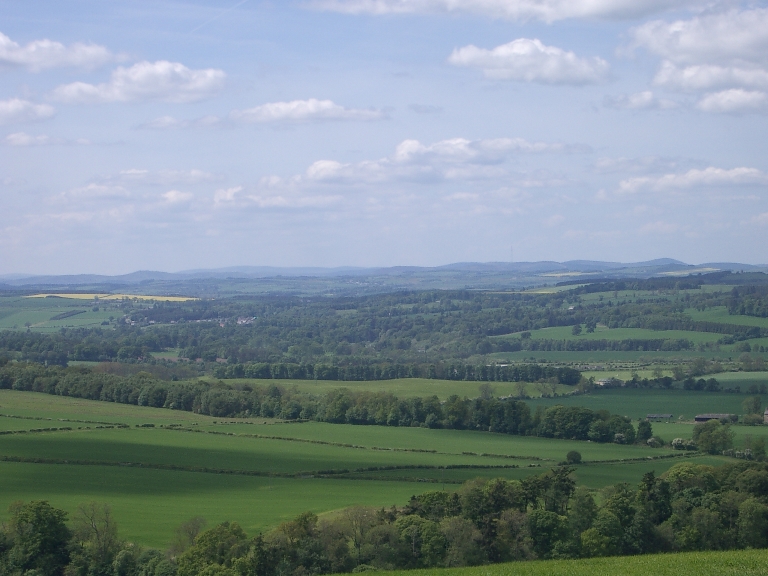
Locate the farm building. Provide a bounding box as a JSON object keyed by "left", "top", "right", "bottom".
{"left": 765, "top": 408, "right": 768, "bottom": 424}
{"left": 694, "top": 413, "right": 737, "bottom": 423}
{"left": 646, "top": 414, "right": 673, "bottom": 421}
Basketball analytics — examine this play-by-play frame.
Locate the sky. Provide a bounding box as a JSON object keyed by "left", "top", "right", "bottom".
{"left": 1, "top": 0, "right": 767, "bottom": 275}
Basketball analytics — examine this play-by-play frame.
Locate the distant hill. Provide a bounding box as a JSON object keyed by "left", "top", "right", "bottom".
{"left": 1, "top": 260, "right": 765, "bottom": 297}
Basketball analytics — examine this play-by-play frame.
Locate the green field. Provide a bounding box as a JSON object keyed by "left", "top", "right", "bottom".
{"left": 0, "top": 390, "right": 726, "bottom": 548}
{"left": 0, "top": 295, "right": 116, "bottom": 332}
{"left": 386, "top": 549, "right": 768, "bottom": 576}
{"left": 527, "top": 388, "right": 752, "bottom": 420}
{"left": 686, "top": 306, "right": 768, "bottom": 329}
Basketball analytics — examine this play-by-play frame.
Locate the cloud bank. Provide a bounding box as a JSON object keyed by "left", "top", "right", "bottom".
{"left": 0, "top": 98, "right": 55, "bottom": 125}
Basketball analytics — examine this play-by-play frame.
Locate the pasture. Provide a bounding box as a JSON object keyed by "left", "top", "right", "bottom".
{"left": 527, "top": 388, "right": 751, "bottom": 420}
{"left": 386, "top": 549, "right": 768, "bottom": 576}
{"left": 0, "top": 390, "right": 721, "bottom": 549}
{"left": 0, "top": 295, "right": 115, "bottom": 332}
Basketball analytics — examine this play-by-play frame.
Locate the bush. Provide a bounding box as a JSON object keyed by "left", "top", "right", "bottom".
{"left": 566, "top": 451, "right": 582, "bottom": 464}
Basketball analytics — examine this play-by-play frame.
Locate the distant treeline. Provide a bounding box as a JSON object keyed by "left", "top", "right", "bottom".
{"left": 0, "top": 363, "right": 639, "bottom": 442}
{"left": 212, "top": 362, "right": 582, "bottom": 385}
{"left": 501, "top": 338, "right": 695, "bottom": 352}
{"left": 5, "top": 460, "right": 768, "bottom": 576}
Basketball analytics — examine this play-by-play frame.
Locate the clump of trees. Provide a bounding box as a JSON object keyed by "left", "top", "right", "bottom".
{"left": 5, "top": 461, "right": 768, "bottom": 576}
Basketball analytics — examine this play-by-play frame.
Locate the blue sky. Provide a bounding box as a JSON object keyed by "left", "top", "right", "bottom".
{"left": 1, "top": 0, "right": 767, "bottom": 274}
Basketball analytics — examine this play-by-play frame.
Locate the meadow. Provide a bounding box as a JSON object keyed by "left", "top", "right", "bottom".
{"left": 0, "top": 295, "right": 116, "bottom": 332}
{"left": 385, "top": 549, "right": 768, "bottom": 576}
{"left": 527, "top": 388, "right": 753, "bottom": 420}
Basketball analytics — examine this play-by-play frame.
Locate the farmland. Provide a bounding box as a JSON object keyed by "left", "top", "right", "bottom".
{"left": 2, "top": 274, "right": 768, "bottom": 571}
{"left": 0, "top": 389, "right": 720, "bottom": 548}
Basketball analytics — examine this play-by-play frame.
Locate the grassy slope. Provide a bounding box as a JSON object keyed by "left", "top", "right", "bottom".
{"left": 0, "top": 462, "right": 423, "bottom": 548}
{"left": 385, "top": 549, "right": 768, "bottom": 576}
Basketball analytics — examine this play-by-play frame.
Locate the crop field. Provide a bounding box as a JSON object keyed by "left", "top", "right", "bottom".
{"left": 386, "top": 549, "right": 768, "bottom": 576}
{"left": 25, "top": 293, "right": 197, "bottom": 301}
{"left": 0, "top": 390, "right": 722, "bottom": 548}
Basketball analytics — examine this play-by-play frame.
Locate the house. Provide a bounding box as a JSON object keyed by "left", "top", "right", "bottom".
{"left": 646, "top": 414, "right": 673, "bottom": 421}
{"left": 694, "top": 413, "right": 736, "bottom": 423}
{"left": 764, "top": 408, "right": 768, "bottom": 425}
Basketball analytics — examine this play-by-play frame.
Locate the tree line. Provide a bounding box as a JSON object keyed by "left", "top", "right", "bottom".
{"left": 4, "top": 460, "right": 768, "bottom": 576}
{"left": 0, "top": 362, "right": 640, "bottom": 442}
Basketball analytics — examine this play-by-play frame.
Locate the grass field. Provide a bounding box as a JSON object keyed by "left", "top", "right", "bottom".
{"left": 686, "top": 306, "right": 768, "bottom": 329}
{"left": 527, "top": 388, "right": 752, "bottom": 420}
{"left": 0, "top": 390, "right": 725, "bottom": 549}
{"left": 0, "top": 295, "right": 116, "bottom": 332}
{"left": 385, "top": 549, "right": 768, "bottom": 576}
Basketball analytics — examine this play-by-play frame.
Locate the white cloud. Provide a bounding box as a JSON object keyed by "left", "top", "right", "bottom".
{"left": 4, "top": 132, "right": 91, "bottom": 147}
{"left": 213, "top": 184, "right": 341, "bottom": 209}
{"left": 0, "top": 98, "right": 55, "bottom": 125}
{"left": 162, "top": 190, "right": 194, "bottom": 203}
{"left": 273, "top": 136, "right": 577, "bottom": 187}
{"left": 604, "top": 91, "right": 677, "bottom": 110}
{"left": 139, "top": 115, "right": 222, "bottom": 129}
{"left": 618, "top": 166, "right": 768, "bottom": 194}
{"left": 654, "top": 61, "right": 768, "bottom": 92}
{"left": 66, "top": 184, "right": 130, "bottom": 199}
{"left": 0, "top": 32, "right": 112, "bottom": 71}
{"left": 52, "top": 61, "right": 225, "bottom": 103}
{"left": 448, "top": 39, "right": 608, "bottom": 85}
{"left": 752, "top": 212, "right": 768, "bottom": 225}
{"left": 111, "top": 168, "right": 219, "bottom": 185}
{"left": 696, "top": 89, "right": 768, "bottom": 114}
{"left": 311, "top": 0, "right": 706, "bottom": 22}
{"left": 632, "top": 9, "right": 768, "bottom": 114}
{"left": 231, "top": 99, "right": 384, "bottom": 123}
{"left": 632, "top": 9, "right": 768, "bottom": 65}
{"left": 5, "top": 132, "right": 50, "bottom": 146}
{"left": 214, "top": 186, "right": 243, "bottom": 205}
